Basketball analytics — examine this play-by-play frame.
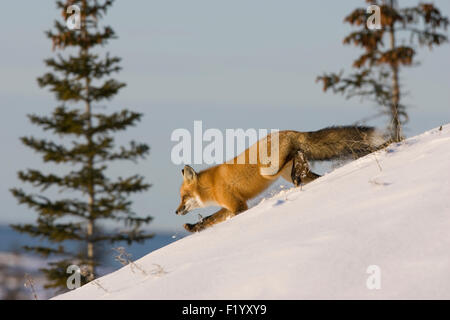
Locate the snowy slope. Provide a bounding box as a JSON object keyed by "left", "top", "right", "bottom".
{"left": 54, "top": 125, "right": 450, "bottom": 300}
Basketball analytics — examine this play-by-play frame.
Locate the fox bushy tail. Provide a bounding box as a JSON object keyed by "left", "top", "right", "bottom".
{"left": 299, "top": 126, "right": 385, "bottom": 161}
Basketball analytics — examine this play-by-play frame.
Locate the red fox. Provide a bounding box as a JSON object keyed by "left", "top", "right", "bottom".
{"left": 176, "top": 126, "right": 385, "bottom": 232}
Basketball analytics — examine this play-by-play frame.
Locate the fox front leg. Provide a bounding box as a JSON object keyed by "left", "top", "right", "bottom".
{"left": 184, "top": 208, "right": 234, "bottom": 233}
{"left": 184, "top": 201, "right": 247, "bottom": 233}
{"left": 291, "top": 150, "right": 321, "bottom": 187}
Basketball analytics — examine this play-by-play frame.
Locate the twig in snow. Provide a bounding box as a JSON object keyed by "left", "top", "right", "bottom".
{"left": 369, "top": 178, "right": 391, "bottom": 186}
{"left": 149, "top": 264, "right": 168, "bottom": 277}
{"left": 24, "top": 274, "right": 38, "bottom": 300}
{"left": 91, "top": 279, "right": 108, "bottom": 293}
{"left": 373, "top": 152, "right": 383, "bottom": 172}
{"left": 113, "top": 247, "right": 132, "bottom": 266}
{"left": 112, "top": 247, "right": 147, "bottom": 276}
{"left": 79, "top": 265, "right": 94, "bottom": 281}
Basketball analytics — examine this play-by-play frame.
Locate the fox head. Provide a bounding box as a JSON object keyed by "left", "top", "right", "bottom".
{"left": 176, "top": 165, "right": 203, "bottom": 215}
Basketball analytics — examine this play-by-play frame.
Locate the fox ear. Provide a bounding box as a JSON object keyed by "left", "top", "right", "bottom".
{"left": 182, "top": 165, "right": 197, "bottom": 182}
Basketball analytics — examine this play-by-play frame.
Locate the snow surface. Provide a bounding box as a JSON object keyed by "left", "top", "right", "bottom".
{"left": 54, "top": 125, "right": 450, "bottom": 300}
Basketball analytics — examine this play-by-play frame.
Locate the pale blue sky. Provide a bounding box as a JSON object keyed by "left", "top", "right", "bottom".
{"left": 0, "top": 1, "right": 449, "bottom": 231}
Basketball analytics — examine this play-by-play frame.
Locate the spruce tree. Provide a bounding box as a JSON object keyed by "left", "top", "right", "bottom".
{"left": 317, "top": 0, "right": 448, "bottom": 141}
{"left": 10, "top": 0, "right": 153, "bottom": 290}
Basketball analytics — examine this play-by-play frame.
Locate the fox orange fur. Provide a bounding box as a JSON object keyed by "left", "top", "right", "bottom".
{"left": 176, "top": 126, "right": 384, "bottom": 232}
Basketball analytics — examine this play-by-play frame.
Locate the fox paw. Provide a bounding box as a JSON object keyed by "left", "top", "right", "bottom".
{"left": 184, "top": 223, "right": 203, "bottom": 233}
{"left": 292, "top": 176, "right": 302, "bottom": 187}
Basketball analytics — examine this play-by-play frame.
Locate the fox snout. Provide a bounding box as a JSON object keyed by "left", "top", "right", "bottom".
{"left": 175, "top": 204, "right": 188, "bottom": 215}
{"left": 176, "top": 195, "right": 202, "bottom": 215}
{"left": 176, "top": 165, "right": 203, "bottom": 215}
